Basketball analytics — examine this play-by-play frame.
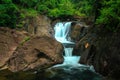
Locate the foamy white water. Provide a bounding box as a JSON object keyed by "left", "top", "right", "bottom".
{"left": 54, "top": 22, "right": 81, "bottom": 66}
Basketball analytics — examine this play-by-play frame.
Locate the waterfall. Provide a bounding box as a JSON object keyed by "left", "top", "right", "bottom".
{"left": 54, "top": 22, "right": 83, "bottom": 66}
{"left": 54, "top": 22, "right": 74, "bottom": 44}
{"left": 35, "top": 22, "right": 102, "bottom": 80}
{"left": 64, "top": 48, "right": 73, "bottom": 56}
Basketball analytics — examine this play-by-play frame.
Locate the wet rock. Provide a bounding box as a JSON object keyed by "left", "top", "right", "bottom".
{"left": 73, "top": 26, "right": 120, "bottom": 79}
{"left": 70, "top": 22, "right": 88, "bottom": 42}
{"left": 73, "top": 33, "right": 96, "bottom": 56}
{"left": 7, "top": 36, "right": 64, "bottom": 72}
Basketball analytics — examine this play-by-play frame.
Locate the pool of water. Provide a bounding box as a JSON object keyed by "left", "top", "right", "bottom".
{"left": 36, "top": 65, "right": 103, "bottom": 80}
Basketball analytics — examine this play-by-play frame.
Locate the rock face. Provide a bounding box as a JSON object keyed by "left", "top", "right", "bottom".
{"left": 24, "top": 15, "right": 54, "bottom": 37}
{"left": 0, "top": 27, "right": 29, "bottom": 69}
{"left": 70, "top": 22, "right": 88, "bottom": 42}
{"left": 73, "top": 26, "right": 120, "bottom": 79}
{"left": 7, "top": 36, "right": 64, "bottom": 72}
{"left": 0, "top": 28, "right": 64, "bottom": 72}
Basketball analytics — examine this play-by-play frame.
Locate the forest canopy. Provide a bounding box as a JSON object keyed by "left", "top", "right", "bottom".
{"left": 0, "top": 0, "right": 120, "bottom": 31}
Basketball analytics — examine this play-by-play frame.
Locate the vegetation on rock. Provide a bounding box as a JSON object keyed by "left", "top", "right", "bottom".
{"left": 20, "top": 36, "right": 30, "bottom": 45}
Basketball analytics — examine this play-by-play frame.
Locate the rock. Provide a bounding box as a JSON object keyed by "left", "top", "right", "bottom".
{"left": 7, "top": 36, "right": 64, "bottom": 72}
{"left": 24, "top": 15, "right": 54, "bottom": 37}
{"left": 70, "top": 22, "right": 88, "bottom": 42}
{"left": 73, "top": 26, "right": 120, "bottom": 79}
{"left": 73, "top": 33, "right": 96, "bottom": 56}
{"left": 0, "top": 27, "right": 63, "bottom": 72}
{"left": 0, "top": 27, "right": 29, "bottom": 69}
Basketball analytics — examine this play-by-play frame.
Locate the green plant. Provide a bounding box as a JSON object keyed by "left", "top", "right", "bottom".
{"left": 20, "top": 36, "right": 30, "bottom": 45}
{"left": 96, "top": 0, "right": 120, "bottom": 32}
{"left": 0, "top": 1, "right": 19, "bottom": 28}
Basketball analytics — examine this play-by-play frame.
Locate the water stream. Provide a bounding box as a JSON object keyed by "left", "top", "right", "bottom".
{"left": 54, "top": 22, "right": 85, "bottom": 67}
{"left": 37, "top": 22, "right": 103, "bottom": 80}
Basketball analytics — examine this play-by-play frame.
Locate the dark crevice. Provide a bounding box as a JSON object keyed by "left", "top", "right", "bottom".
{"left": 34, "top": 49, "right": 54, "bottom": 61}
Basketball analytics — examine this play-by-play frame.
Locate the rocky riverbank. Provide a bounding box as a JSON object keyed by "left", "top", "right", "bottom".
{"left": 73, "top": 25, "right": 120, "bottom": 80}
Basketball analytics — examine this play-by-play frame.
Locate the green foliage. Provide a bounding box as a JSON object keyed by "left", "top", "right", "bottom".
{"left": 0, "top": 0, "right": 119, "bottom": 32}
{"left": 0, "top": 0, "right": 39, "bottom": 28}
{"left": 21, "top": 8, "right": 38, "bottom": 17}
{"left": 0, "top": 0, "right": 89, "bottom": 28}
{"left": 72, "top": 0, "right": 96, "bottom": 16}
{"left": 12, "top": 0, "right": 39, "bottom": 8}
{"left": 37, "top": 4, "right": 49, "bottom": 14}
{"left": 48, "top": 0, "right": 75, "bottom": 17}
{"left": 48, "top": 8, "right": 61, "bottom": 17}
{"left": 1, "top": 0, "right": 12, "bottom": 3}
{"left": 36, "top": 0, "right": 83, "bottom": 18}
{"left": 96, "top": 0, "right": 120, "bottom": 32}
{"left": 20, "top": 36, "right": 30, "bottom": 45}
{"left": 0, "top": 0, "right": 19, "bottom": 28}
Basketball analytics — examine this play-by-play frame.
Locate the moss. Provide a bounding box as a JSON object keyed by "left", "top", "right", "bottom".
{"left": 20, "top": 36, "right": 30, "bottom": 45}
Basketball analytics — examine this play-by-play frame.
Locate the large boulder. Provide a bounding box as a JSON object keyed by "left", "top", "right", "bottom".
{"left": 0, "top": 27, "right": 64, "bottom": 72}
{"left": 7, "top": 36, "right": 64, "bottom": 72}
{"left": 0, "top": 27, "right": 29, "bottom": 69}
{"left": 73, "top": 26, "right": 120, "bottom": 79}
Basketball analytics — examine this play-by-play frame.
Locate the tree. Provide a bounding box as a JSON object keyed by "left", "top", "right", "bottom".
{"left": 0, "top": 0, "right": 19, "bottom": 28}
{"left": 96, "top": 0, "right": 120, "bottom": 32}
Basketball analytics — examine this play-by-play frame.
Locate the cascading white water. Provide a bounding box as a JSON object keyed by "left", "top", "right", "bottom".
{"left": 37, "top": 22, "right": 100, "bottom": 80}
{"left": 54, "top": 22, "right": 82, "bottom": 66}
{"left": 63, "top": 48, "right": 81, "bottom": 66}
{"left": 54, "top": 22, "right": 74, "bottom": 44}
{"left": 64, "top": 48, "right": 73, "bottom": 56}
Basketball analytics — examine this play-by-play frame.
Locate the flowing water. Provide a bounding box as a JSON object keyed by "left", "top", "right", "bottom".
{"left": 37, "top": 22, "right": 103, "bottom": 80}
{"left": 54, "top": 22, "right": 85, "bottom": 67}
